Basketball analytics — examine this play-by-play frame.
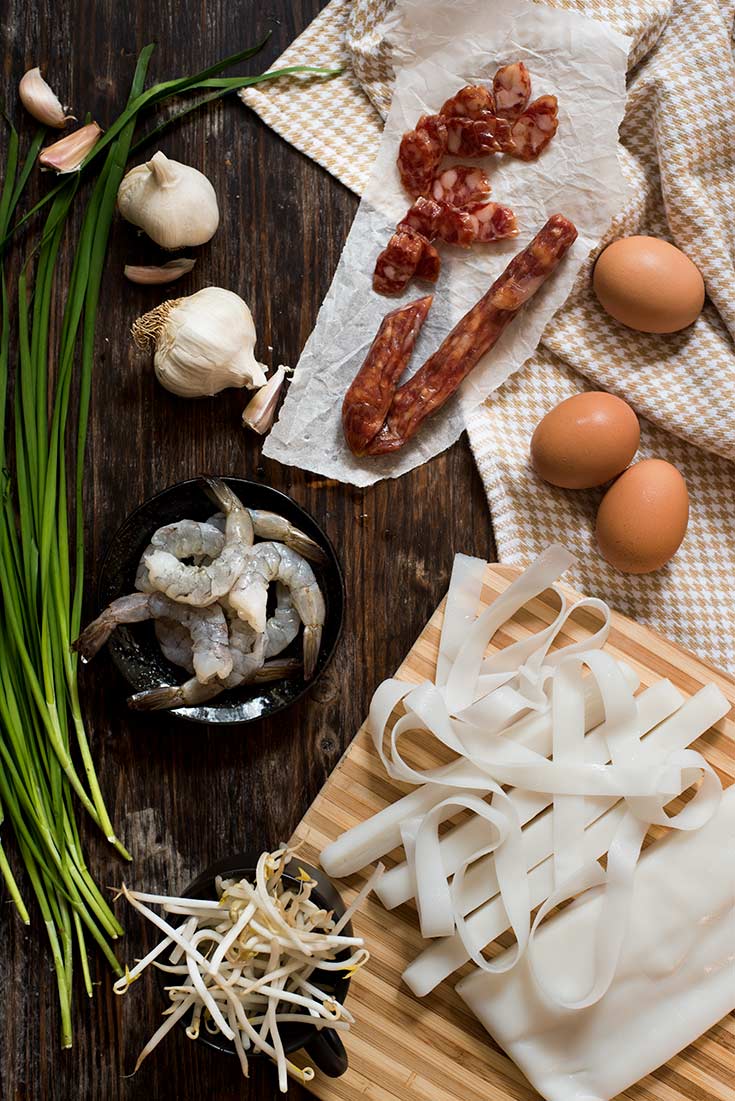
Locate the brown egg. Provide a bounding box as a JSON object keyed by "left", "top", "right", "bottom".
{"left": 593, "top": 236, "right": 704, "bottom": 333}
{"left": 596, "top": 459, "right": 689, "bottom": 574}
{"left": 530, "top": 392, "right": 640, "bottom": 489}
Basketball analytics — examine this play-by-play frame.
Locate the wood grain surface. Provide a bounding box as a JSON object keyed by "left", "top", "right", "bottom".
{"left": 0, "top": 2, "right": 495, "bottom": 1099}
{"left": 291, "top": 564, "right": 735, "bottom": 1101}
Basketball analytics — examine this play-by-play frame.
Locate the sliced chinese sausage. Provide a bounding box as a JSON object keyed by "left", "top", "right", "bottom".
{"left": 509, "top": 95, "right": 559, "bottom": 160}
{"left": 373, "top": 227, "right": 439, "bottom": 296}
{"left": 363, "top": 215, "right": 578, "bottom": 455}
{"left": 493, "top": 62, "right": 532, "bottom": 119}
{"left": 342, "top": 296, "right": 433, "bottom": 456}
{"left": 431, "top": 166, "right": 491, "bottom": 208}
{"left": 464, "top": 202, "right": 518, "bottom": 243}
{"left": 397, "top": 114, "right": 448, "bottom": 196}
{"left": 445, "top": 114, "right": 514, "bottom": 157}
{"left": 439, "top": 84, "right": 495, "bottom": 119}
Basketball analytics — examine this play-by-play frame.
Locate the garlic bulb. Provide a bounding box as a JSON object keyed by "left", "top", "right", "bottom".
{"left": 19, "top": 67, "right": 74, "bottom": 128}
{"left": 117, "top": 151, "right": 219, "bottom": 249}
{"left": 132, "top": 287, "right": 267, "bottom": 398}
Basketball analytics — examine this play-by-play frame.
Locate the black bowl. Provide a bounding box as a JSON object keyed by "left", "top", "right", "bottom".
{"left": 156, "top": 854, "right": 351, "bottom": 1078}
{"left": 96, "top": 477, "right": 344, "bottom": 724}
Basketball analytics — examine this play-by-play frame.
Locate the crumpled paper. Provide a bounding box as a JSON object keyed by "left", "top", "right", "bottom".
{"left": 264, "top": 0, "right": 629, "bottom": 486}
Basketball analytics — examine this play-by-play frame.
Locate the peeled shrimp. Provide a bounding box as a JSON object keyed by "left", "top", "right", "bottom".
{"left": 128, "top": 656, "right": 301, "bottom": 711}
{"left": 206, "top": 509, "right": 326, "bottom": 564}
{"left": 155, "top": 618, "right": 195, "bottom": 674}
{"left": 73, "top": 591, "right": 232, "bottom": 684}
{"left": 229, "top": 542, "right": 325, "bottom": 679}
{"left": 264, "top": 584, "right": 301, "bottom": 658}
{"left": 136, "top": 520, "right": 225, "bottom": 593}
{"left": 145, "top": 480, "right": 253, "bottom": 606}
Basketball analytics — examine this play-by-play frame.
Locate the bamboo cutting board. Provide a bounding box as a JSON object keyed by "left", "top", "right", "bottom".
{"left": 291, "top": 565, "right": 735, "bottom": 1101}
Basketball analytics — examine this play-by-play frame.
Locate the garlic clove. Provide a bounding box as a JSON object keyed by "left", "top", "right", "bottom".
{"left": 124, "top": 258, "right": 196, "bottom": 285}
{"left": 131, "top": 286, "right": 267, "bottom": 398}
{"left": 39, "top": 122, "right": 103, "bottom": 173}
{"left": 19, "top": 67, "right": 75, "bottom": 128}
{"left": 117, "top": 151, "right": 220, "bottom": 250}
{"left": 242, "top": 365, "right": 288, "bottom": 434}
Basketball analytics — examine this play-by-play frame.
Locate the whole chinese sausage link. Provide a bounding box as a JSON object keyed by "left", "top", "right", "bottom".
{"left": 362, "top": 215, "right": 578, "bottom": 456}
{"left": 493, "top": 62, "right": 532, "bottom": 119}
{"left": 509, "top": 95, "right": 559, "bottom": 160}
{"left": 342, "top": 296, "right": 433, "bottom": 456}
{"left": 373, "top": 227, "right": 440, "bottom": 295}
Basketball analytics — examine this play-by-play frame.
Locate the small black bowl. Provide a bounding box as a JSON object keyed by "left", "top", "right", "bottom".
{"left": 156, "top": 854, "right": 351, "bottom": 1079}
{"left": 95, "top": 477, "right": 344, "bottom": 724}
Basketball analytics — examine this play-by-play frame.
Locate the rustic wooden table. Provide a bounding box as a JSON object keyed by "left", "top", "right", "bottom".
{"left": 1, "top": 2, "right": 495, "bottom": 1098}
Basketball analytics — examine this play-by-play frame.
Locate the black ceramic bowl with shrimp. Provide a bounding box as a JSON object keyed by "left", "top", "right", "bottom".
{"left": 94, "top": 477, "right": 344, "bottom": 724}
{"left": 154, "top": 854, "right": 352, "bottom": 1078}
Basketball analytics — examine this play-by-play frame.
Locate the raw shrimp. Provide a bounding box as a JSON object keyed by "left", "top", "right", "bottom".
{"left": 73, "top": 591, "right": 232, "bottom": 684}
{"left": 155, "top": 618, "right": 195, "bottom": 674}
{"left": 128, "top": 657, "right": 301, "bottom": 712}
{"left": 265, "top": 584, "right": 301, "bottom": 658}
{"left": 144, "top": 480, "right": 253, "bottom": 606}
{"left": 135, "top": 520, "right": 225, "bottom": 593}
{"left": 206, "top": 510, "right": 326, "bottom": 564}
{"left": 229, "top": 542, "right": 325, "bottom": 679}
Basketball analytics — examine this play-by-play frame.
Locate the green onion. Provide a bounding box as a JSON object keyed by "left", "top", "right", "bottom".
{"left": 0, "top": 38, "right": 337, "bottom": 1047}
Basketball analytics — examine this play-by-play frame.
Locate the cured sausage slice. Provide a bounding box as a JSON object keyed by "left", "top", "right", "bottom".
{"left": 509, "top": 95, "right": 559, "bottom": 160}
{"left": 439, "top": 84, "right": 496, "bottom": 119}
{"left": 464, "top": 202, "right": 518, "bottom": 242}
{"left": 430, "top": 166, "right": 492, "bottom": 208}
{"left": 342, "top": 296, "right": 433, "bottom": 456}
{"left": 445, "top": 114, "right": 514, "bottom": 157}
{"left": 397, "top": 114, "right": 448, "bottom": 196}
{"left": 493, "top": 62, "right": 532, "bottom": 119}
{"left": 363, "top": 215, "right": 578, "bottom": 455}
{"left": 373, "top": 228, "right": 440, "bottom": 296}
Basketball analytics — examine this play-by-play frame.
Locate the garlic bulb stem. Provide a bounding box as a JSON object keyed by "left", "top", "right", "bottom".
{"left": 39, "top": 122, "right": 103, "bottom": 173}
{"left": 124, "top": 259, "right": 196, "bottom": 285}
{"left": 116, "top": 151, "right": 220, "bottom": 250}
{"left": 19, "top": 67, "right": 75, "bottom": 128}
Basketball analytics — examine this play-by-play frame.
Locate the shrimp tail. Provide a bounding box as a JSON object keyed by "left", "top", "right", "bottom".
{"left": 72, "top": 610, "right": 117, "bottom": 663}
{"left": 302, "top": 625, "right": 323, "bottom": 681}
{"left": 254, "top": 658, "right": 302, "bottom": 682}
{"left": 128, "top": 678, "right": 224, "bottom": 712}
{"left": 203, "top": 477, "right": 244, "bottom": 515}
{"left": 284, "top": 529, "right": 328, "bottom": 565}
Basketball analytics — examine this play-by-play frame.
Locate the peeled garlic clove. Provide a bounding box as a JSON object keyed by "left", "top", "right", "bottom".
{"left": 124, "top": 258, "right": 196, "bottom": 285}
{"left": 39, "top": 122, "right": 103, "bottom": 173}
{"left": 117, "top": 151, "right": 219, "bottom": 250}
{"left": 19, "top": 67, "right": 75, "bottom": 128}
{"left": 242, "top": 366, "right": 288, "bottom": 434}
{"left": 131, "top": 286, "right": 267, "bottom": 398}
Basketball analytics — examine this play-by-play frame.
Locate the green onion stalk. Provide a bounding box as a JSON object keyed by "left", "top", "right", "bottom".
{"left": 0, "top": 41, "right": 340, "bottom": 1047}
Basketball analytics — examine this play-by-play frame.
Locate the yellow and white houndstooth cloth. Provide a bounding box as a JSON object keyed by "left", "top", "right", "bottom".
{"left": 241, "top": 0, "right": 735, "bottom": 673}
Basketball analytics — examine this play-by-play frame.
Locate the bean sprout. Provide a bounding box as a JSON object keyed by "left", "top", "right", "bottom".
{"left": 116, "top": 846, "right": 381, "bottom": 1088}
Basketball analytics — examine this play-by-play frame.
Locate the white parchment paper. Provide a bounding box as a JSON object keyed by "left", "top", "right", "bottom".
{"left": 263, "top": 0, "right": 629, "bottom": 486}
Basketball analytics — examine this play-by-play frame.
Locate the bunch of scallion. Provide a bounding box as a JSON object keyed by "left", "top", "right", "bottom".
{"left": 0, "top": 40, "right": 338, "bottom": 1047}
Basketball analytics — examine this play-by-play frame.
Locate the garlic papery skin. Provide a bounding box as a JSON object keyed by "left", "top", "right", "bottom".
{"left": 242, "top": 365, "right": 288, "bottom": 434}
{"left": 39, "top": 122, "right": 102, "bottom": 173}
{"left": 116, "top": 151, "right": 219, "bottom": 249}
{"left": 132, "top": 287, "right": 267, "bottom": 398}
{"left": 19, "top": 67, "right": 75, "bottom": 128}
{"left": 124, "top": 258, "right": 196, "bottom": 285}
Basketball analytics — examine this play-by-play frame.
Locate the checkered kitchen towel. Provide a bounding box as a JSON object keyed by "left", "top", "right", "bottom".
{"left": 242, "top": 0, "right": 735, "bottom": 674}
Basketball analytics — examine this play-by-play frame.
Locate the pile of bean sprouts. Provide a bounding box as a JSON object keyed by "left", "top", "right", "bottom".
{"left": 115, "top": 846, "right": 381, "bottom": 1090}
